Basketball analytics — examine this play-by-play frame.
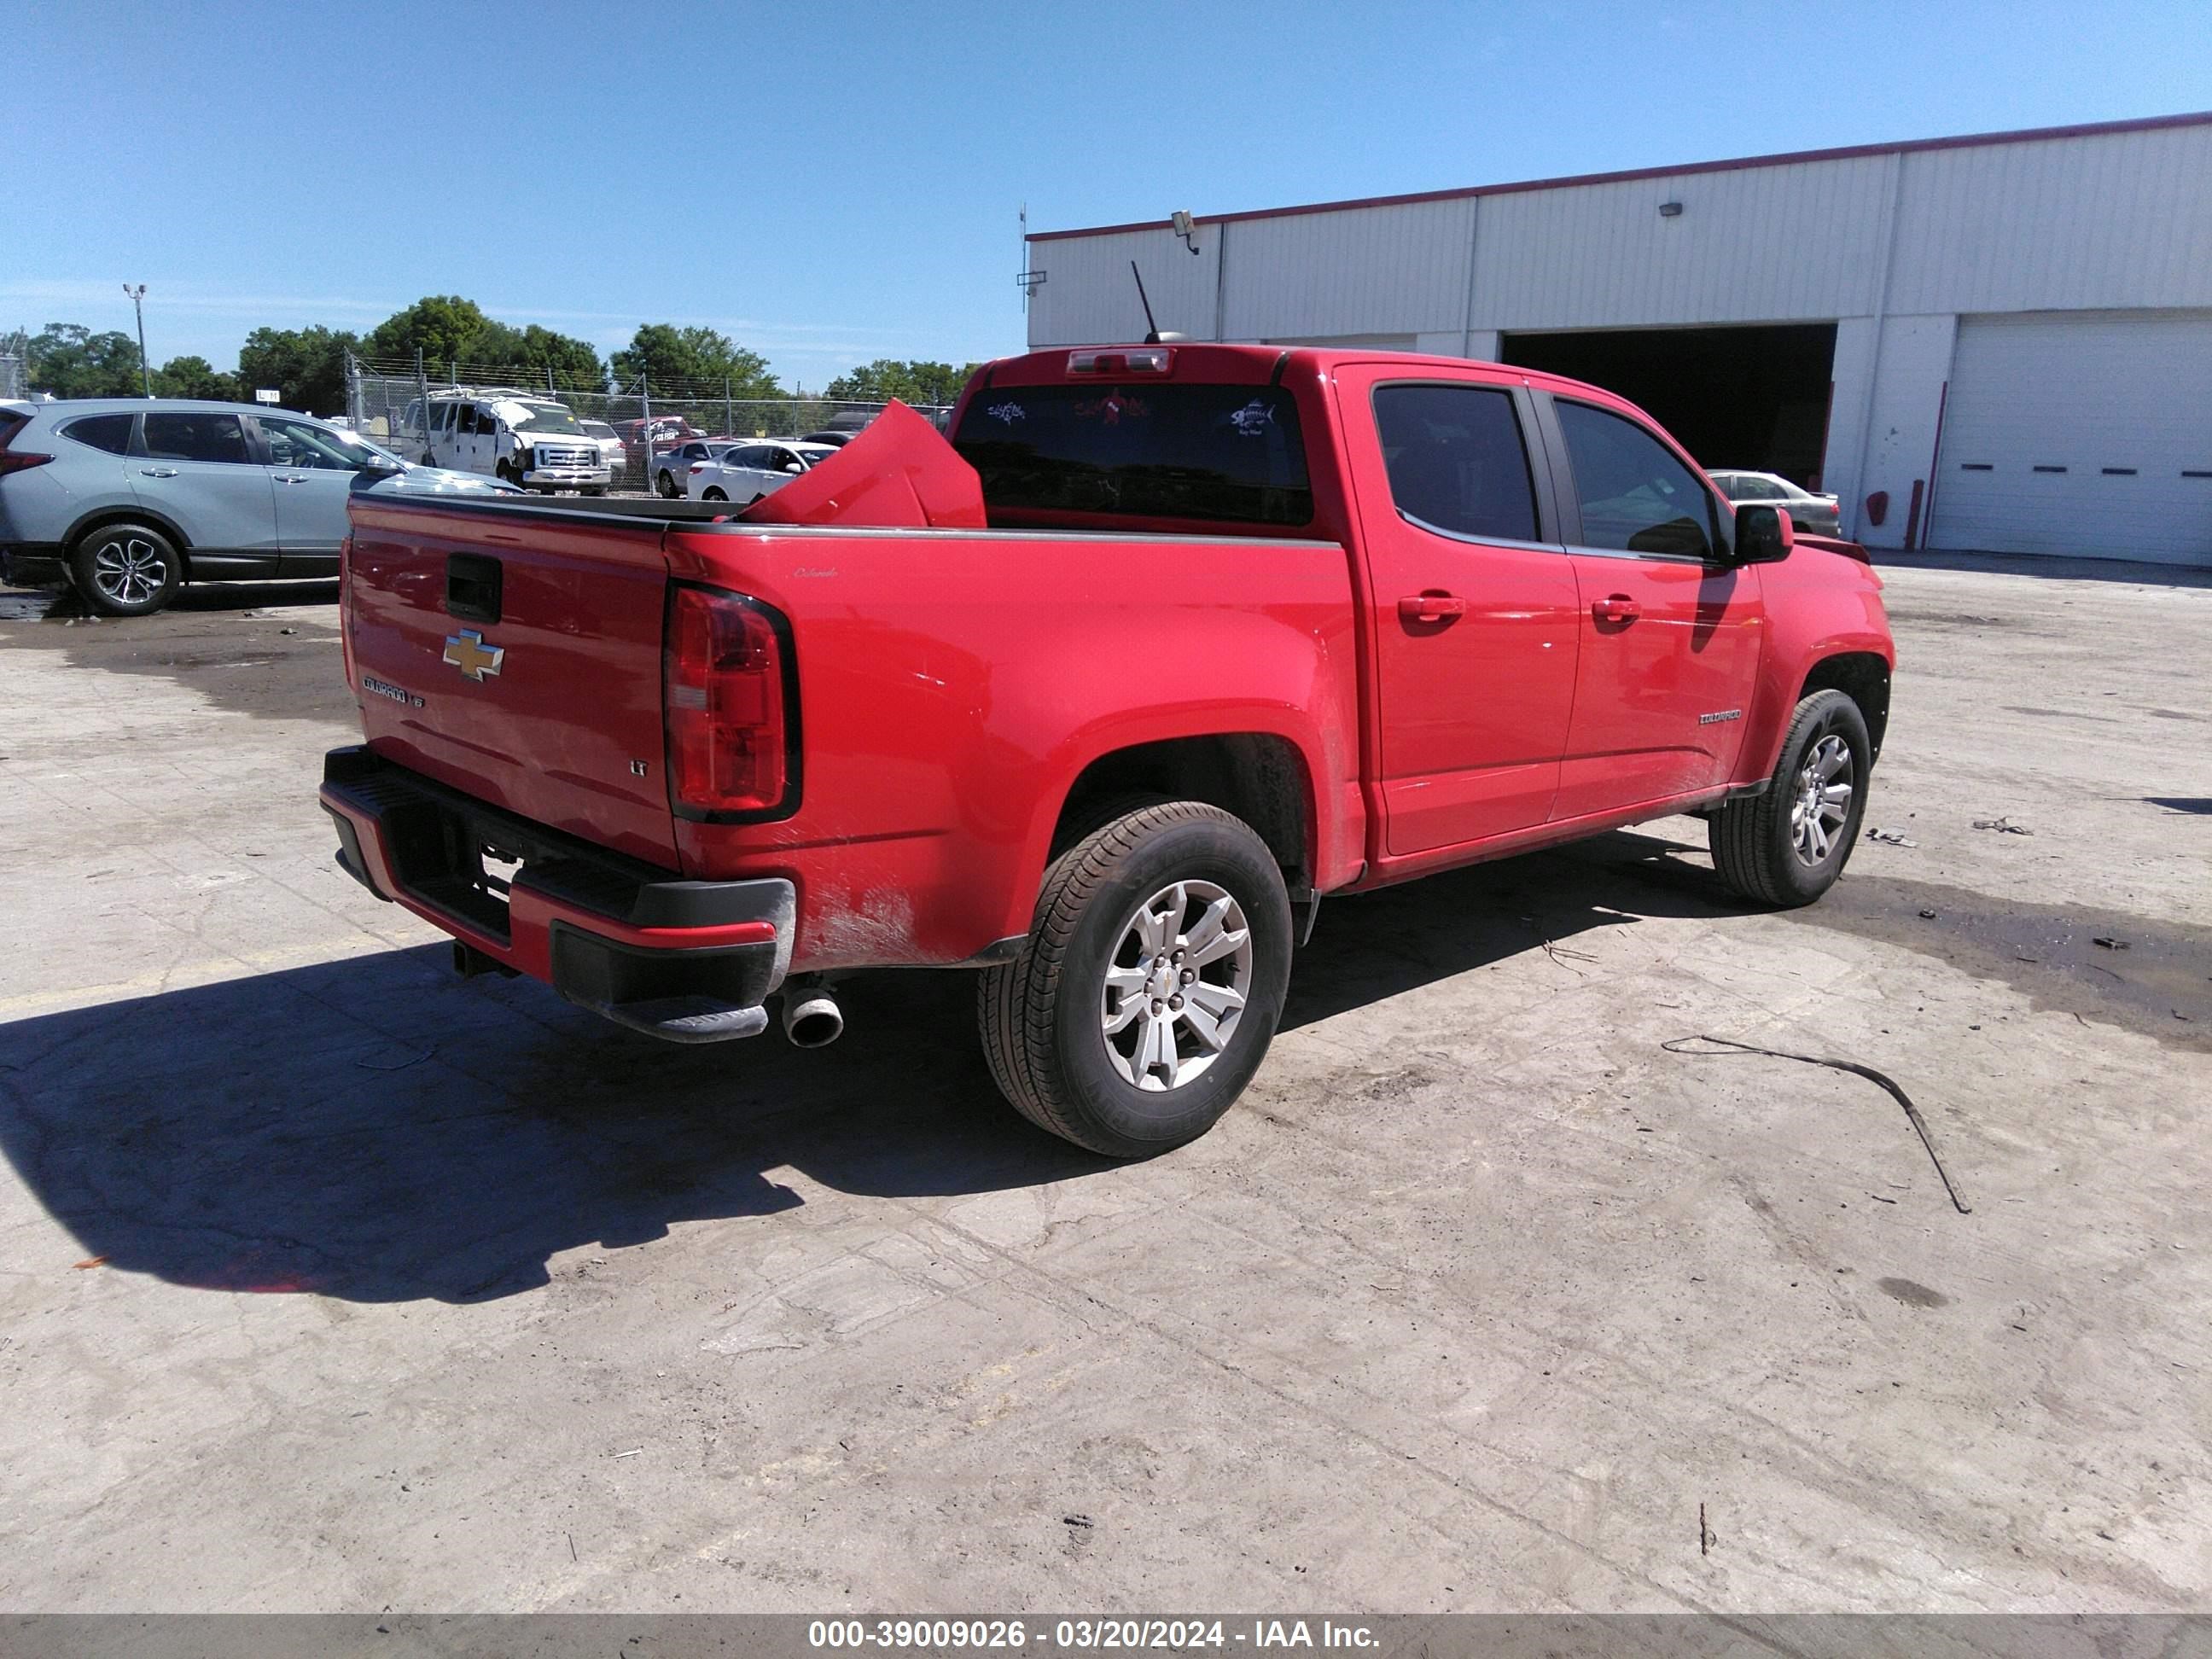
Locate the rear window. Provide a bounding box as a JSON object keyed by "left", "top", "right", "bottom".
{"left": 142, "top": 412, "right": 251, "bottom": 464}
{"left": 954, "top": 382, "right": 1312, "bottom": 527}
{"left": 62, "top": 413, "right": 136, "bottom": 455}
{"left": 1372, "top": 384, "right": 1539, "bottom": 543}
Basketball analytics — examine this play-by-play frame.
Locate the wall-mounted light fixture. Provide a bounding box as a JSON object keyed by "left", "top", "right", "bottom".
{"left": 1171, "top": 209, "right": 1202, "bottom": 255}
{"left": 1657, "top": 201, "right": 1685, "bottom": 218}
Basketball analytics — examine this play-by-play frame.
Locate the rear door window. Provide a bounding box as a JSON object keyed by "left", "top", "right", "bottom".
{"left": 953, "top": 381, "right": 1313, "bottom": 526}
{"left": 1554, "top": 400, "right": 1714, "bottom": 559}
{"left": 142, "top": 412, "right": 252, "bottom": 465}
{"left": 1371, "top": 384, "right": 1540, "bottom": 543}
{"left": 62, "top": 413, "right": 137, "bottom": 455}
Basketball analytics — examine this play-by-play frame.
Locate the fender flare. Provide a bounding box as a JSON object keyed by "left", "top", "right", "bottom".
{"left": 1005, "top": 709, "right": 1342, "bottom": 928}
{"left": 1738, "top": 628, "right": 1895, "bottom": 783}
{"left": 61, "top": 504, "right": 198, "bottom": 579}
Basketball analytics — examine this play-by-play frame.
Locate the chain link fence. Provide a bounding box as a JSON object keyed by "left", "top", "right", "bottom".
{"left": 343, "top": 352, "right": 951, "bottom": 491}
{"left": 0, "top": 354, "right": 26, "bottom": 400}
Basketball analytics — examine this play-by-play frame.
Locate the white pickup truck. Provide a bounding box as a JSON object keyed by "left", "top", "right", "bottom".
{"left": 393, "top": 389, "right": 614, "bottom": 494}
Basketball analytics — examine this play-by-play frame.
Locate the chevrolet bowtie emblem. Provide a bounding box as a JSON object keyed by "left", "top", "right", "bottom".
{"left": 442, "top": 628, "right": 505, "bottom": 682}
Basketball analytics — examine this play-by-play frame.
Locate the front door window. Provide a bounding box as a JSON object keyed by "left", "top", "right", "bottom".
{"left": 1555, "top": 400, "right": 1715, "bottom": 559}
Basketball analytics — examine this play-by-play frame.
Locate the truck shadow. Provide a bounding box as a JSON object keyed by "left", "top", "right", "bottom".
{"left": 0, "top": 832, "right": 1735, "bottom": 1306}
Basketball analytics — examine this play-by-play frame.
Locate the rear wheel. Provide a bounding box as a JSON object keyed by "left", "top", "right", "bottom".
{"left": 978, "top": 800, "right": 1292, "bottom": 1157}
{"left": 702, "top": 487, "right": 727, "bottom": 502}
{"left": 655, "top": 469, "right": 681, "bottom": 498}
{"left": 1708, "top": 689, "right": 1872, "bottom": 906}
{"left": 70, "top": 522, "right": 181, "bottom": 616}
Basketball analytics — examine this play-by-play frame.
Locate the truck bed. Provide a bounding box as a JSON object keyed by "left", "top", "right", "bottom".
{"left": 338, "top": 471, "right": 1364, "bottom": 975}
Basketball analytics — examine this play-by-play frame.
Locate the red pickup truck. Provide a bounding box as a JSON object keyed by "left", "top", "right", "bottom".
{"left": 321, "top": 345, "right": 1893, "bottom": 1157}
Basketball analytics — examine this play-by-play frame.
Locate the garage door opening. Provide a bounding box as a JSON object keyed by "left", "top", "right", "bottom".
{"left": 1500, "top": 323, "right": 1837, "bottom": 487}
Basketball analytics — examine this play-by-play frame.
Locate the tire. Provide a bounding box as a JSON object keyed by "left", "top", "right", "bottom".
{"left": 496, "top": 460, "right": 518, "bottom": 486}
{"left": 978, "top": 800, "right": 1293, "bottom": 1158}
{"left": 656, "top": 470, "right": 680, "bottom": 498}
{"left": 1708, "top": 689, "right": 1873, "bottom": 907}
{"left": 702, "top": 487, "right": 727, "bottom": 503}
{"left": 70, "top": 522, "right": 182, "bottom": 617}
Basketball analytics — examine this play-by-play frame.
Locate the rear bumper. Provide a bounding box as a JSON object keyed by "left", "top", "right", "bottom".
{"left": 319, "top": 746, "right": 793, "bottom": 1043}
{"left": 2, "top": 545, "right": 68, "bottom": 588}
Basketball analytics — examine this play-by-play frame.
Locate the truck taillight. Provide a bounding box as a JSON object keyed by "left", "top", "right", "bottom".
{"left": 664, "top": 585, "right": 794, "bottom": 818}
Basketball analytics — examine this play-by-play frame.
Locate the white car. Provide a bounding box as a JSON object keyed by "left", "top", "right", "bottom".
{"left": 650, "top": 439, "right": 744, "bottom": 499}
{"left": 577, "top": 419, "right": 628, "bottom": 479}
{"left": 1706, "top": 469, "right": 1842, "bottom": 538}
{"left": 685, "top": 439, "right": 839, "bottom": 504}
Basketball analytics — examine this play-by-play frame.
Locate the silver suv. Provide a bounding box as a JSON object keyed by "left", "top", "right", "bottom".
{"left": 0, "top": 398, "right": 496, "bottom": 615}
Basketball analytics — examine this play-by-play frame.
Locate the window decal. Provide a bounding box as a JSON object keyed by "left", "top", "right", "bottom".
{"left": 1228, "top": 399, "right": 1276, "bottom": 438}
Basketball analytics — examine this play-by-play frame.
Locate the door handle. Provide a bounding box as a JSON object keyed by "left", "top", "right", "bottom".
{"left": 139, "top": 467, "right": 179, "bottom": 478}
{"left": 1592, "top": 594, "right": 1641, "bottom": 625}
{"left": 1398, "top": 593, "right": 1468, "bottom": 624}
{"left": 275, "top": 473, "right": 310, "bottom": 484}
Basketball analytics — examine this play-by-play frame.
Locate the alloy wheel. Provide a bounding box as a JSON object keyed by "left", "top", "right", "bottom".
{"left": 1099, "top": 880, "right": 1252, "bottom": 1091}
{"left": 90, "top": 536, "right": 167, "bottom": 608}
{"left": 1790, "top": 734, "right": 1854, "bottom": 865}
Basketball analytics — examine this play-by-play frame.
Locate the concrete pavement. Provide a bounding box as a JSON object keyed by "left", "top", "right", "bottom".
{"left": 0, "top": 565, "right": 2206, "bottom": 1613}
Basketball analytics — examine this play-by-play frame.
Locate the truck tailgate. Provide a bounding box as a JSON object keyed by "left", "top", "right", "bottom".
{"left": 344, "top": 495, "right": 678, "bottom": 867}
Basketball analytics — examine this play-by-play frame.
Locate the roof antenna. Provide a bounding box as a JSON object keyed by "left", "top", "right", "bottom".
{"left": 1129, "top": 260, "right": 1185, "bottom": 344}
{"left": 1130, "top": 260, "right": 1161, "bottom": 341}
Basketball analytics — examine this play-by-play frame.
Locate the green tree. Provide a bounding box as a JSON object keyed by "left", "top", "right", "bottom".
{"left": 825, "top": 358, "right": 981, "bottom": 406}
{"left": 612, "top": 324, "right": 781, "bottom": 396}
{"left": 363, "top": 295, "right": 497, "bottom": 369}
{"left": 25, "top": 323, "right": 144, "bottom": 398}
{"left": 150, "top": 355, "right": 243, "bottom": 402}
{"left": 515, "top": 324, "right": 605, "bottom": 391}
{"left": 236, "top": 324, "right": 358, "bottom": 415}
{"left": 358, "top": 298, "right": 602, "bottom": 390}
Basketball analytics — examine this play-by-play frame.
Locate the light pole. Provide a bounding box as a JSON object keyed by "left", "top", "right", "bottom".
{"left": 122, "top": 284, "right": 150, "bottom": 399}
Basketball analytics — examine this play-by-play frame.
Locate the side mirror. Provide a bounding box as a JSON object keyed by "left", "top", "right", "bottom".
{"left": 1733, "top": 502, "right": 1795, "bottom": 564}
{"left": 358, "top": 452, "right": 405, "bottom": 479}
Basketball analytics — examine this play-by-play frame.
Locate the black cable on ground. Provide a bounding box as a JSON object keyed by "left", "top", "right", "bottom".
{"left": 1662, "top": 1034, "right": 1971, "bottom": 1214}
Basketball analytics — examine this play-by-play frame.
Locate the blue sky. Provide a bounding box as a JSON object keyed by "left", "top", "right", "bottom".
{"left": 9, "top": 0, "right": 2209, "bottom": 389}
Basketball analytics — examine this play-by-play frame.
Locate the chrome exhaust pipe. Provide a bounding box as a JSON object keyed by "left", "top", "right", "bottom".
{"left": 781, "top": 983, "right": 844, "bottom": 1049}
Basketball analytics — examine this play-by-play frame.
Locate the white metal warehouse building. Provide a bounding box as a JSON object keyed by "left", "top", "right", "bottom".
{"left": 1024, "top": 113, "right": 2212, "bottom": 565}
